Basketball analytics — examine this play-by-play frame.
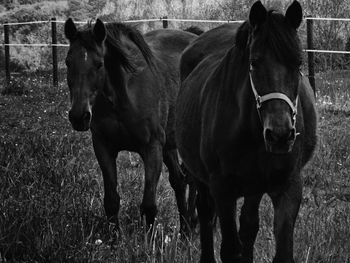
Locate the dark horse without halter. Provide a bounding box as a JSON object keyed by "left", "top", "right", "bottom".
{"left": 64, "top": 19, "right": 198, "bottom": 231}
{"left": 176, "top": 1, "right": 317, "bottom": 263}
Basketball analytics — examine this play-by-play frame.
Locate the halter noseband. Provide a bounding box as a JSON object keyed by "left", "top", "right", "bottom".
{"left": 249, "top": 68, "right": 300, "bottom": 126}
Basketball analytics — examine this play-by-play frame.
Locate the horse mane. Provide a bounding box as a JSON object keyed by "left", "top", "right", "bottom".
{"left": 78, "top": 22, "right": 154, "bottom": 72}
{"left": 235, "top": 10, "right": 302, "bottom": 69}
{"left": 104, "top": 23, "right": 154, "bottom": 72}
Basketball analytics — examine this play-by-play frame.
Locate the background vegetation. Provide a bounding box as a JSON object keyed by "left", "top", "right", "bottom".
{"left": 0, "top": 0, "right": 350, "bottom": 262}
{"left": 0, "top": 0, "right": 350, "bottom": 73}
{"left": 0, "top": 70, "right": 349, "bottom": 263}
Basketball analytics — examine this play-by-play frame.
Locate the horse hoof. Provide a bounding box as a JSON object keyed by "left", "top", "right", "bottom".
{"left": 140, "top": 204, "right": 158, "bottom": 227}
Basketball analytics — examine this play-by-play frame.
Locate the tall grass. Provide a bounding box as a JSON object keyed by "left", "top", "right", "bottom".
{"left": 0, "top": 71, "right": 349, "bottom": 262}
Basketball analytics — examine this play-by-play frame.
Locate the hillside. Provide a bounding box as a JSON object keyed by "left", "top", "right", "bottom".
{"left": 0, "top": 0, "right": 276, "bottom": 22}
{"left": 0, "top": 0, "right": 349, "bottom": 73}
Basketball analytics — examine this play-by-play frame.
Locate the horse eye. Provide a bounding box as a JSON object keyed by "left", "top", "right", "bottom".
{"left": 95, "top": 62, "right": 103, "bottom": 69}
{"left": 298, "top": 61, "right": 302, "bottom": 69}
{"left": 250, "top": 59, "right": 260, "bottom": 69}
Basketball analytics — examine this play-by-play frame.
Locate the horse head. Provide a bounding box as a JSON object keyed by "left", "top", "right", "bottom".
{"left": 64, "top": 18, "right": 107, "bottom": 131}
{"left": 247, "top": 1, "right": 303, "bottom": 154}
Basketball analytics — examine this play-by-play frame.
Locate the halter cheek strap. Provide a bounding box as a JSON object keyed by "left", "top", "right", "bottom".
{"left": 249, "top": 71, "right": 299, "bottom": 125}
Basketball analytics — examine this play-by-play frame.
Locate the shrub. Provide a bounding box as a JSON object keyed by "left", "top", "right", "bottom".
{"left": 0, "top": 1, "right": 68, "bottom": 72}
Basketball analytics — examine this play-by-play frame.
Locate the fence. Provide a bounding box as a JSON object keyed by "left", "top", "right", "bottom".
{"left": 2, "top": 16, "right": 350, "bottom": 91}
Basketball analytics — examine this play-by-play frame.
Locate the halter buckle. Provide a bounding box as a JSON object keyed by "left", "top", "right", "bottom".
{"left": 256, "top": 95, "right": 262, "bottom": 109}
{"left": 292, "top": 109, "right": 297, "bottom": 124}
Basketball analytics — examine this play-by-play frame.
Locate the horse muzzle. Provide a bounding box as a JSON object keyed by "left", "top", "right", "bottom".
{"left": 68, "top": 110, "right": 91, "bottom": 131}
{"left": 264, "top": 127, "right": 296, "bottom": 154}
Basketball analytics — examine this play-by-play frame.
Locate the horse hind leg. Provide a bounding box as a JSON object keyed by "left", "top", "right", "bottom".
{"left": 163, "top": 150, "right": 190, "bottom": 234}
{"left": 196, "top": 180, "right": 216, "bottom": 263}
{"left": 185, "top": 165, "right": 198, "bottom": 231}
{"left": 139, "top": 140, "right": 163, "bottom": 228}
{"left": 239, "top": 194, "right": 263, "bottom": 263}
{"left": 268, "top": 176, "right": 302, "bottom": 263}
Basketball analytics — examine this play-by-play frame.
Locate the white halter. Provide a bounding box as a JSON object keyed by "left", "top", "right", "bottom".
{"left": 249, "top": 68, "right": 300, "bottom": 126}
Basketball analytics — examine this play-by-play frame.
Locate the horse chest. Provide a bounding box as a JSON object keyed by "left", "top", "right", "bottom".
{"left": 91, "top": 108, "right": 150, "bottom": 151}
{"left": 218, "top": 149, "right": 297, "bottom": 195}
{"left": 91, "top": 117, "right": 129, "bottom": 149}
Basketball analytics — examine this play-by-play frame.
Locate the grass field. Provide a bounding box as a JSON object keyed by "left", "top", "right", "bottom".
{"left": 0, "top": 71, "right": 349, "bottom": 263}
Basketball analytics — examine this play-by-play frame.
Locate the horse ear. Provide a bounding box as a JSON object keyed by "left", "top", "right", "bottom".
{"left": 249, "top": 1, "right": 267, "bottom": 28}
{"left": 64, "top": 18, "right": 77, "bottom": 41}
{"left": 93, "top": 18, "right": 106, "bottom": 44}
{"left": 285, "top": 1, "right": 303, "bottom": 29}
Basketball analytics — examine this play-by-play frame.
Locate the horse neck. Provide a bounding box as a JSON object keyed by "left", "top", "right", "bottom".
{"left": 103, "top": 60, "right": 131, "bottom": 111}
{"left": 217, "top": 47, "right": 262, "bottom": 137}
{"left": 216, "top": 47, "right": 249, "bottom": 104}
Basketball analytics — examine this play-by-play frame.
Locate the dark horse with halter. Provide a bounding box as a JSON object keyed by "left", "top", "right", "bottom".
{"left": 64, "top": 19, "right": 198, "bottom": 231}
{"left": 176, "top": 1, "right": 317, "bottom": 262}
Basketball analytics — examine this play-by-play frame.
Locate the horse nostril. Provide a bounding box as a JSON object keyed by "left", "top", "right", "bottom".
{"left": 287, "top": 128, "right": 296, "bottom": 141}
{"left": 82, "top": 111, "right": 91, "bottom": 122}
{"left": 265, "top": 128, "right": 276, "bottom": 143}
{"left": 68, "top": 110, "right": 91, "bottom": 123}
{"left": 68, "top": 110, "right": 74, "bottom": 122}
{"left": 265, "top": 128, "right": 296, "bottom": 143}
{"left": 68, "top": 110, "right": 91, "bottom": 131}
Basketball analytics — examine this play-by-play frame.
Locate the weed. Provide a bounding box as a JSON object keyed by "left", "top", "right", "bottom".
{"left": 0, "top": 72, "right": 349, "bottom": 262}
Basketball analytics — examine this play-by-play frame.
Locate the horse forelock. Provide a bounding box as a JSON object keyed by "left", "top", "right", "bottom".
{"left": 251, "top": 10, "right": 302, "bottom": 68}
{"left": 236, "top": 10, "right": 302, "bottom": 69}
{"left": 73, "top": 22, "right": 155, "bottom": 73}
{"left": 75, "top": 30, "right": 97, "bottom": 51}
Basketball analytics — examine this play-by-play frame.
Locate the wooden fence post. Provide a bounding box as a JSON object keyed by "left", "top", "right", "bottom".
{"left": 162, "top": 16, "right": 168, "bottom": 29}
{"left": 51, "top": 17, "right": 58, "bottom": 88}
{"left": 306, "top": 16, "right": 315, "bottom": 94}
{"left": 4, "top": 22, "right": 10, "bottom": 86}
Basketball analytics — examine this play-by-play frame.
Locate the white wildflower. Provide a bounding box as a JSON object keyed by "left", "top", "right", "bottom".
{"left": 95, "top": 239, "right": 103, "bottom": 245}
{"left": 164, "top": 235, "right": 171, "bottom": 244}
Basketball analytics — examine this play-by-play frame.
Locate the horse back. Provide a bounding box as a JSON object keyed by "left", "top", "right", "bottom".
{"left": 177, "top": 24, "right": 241, "bottom": 163}
{"left": 144, "top": 29, "right": 198, "bottom": 95}
{"left": 145, "top": 29, "right": 198, "bottom": 53}
{"left": 180, "top": 23, "right": 240, "bottom": 82}
{"left": 144, "top": 29, "right": 198, "bottom": 149}
{"left": 176, "top": 40, "right": 234, "bottom": 179}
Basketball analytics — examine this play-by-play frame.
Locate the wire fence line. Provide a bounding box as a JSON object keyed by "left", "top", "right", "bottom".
{"left": 304, "top": 17, "right": 350, "bottom": 22}
{"left": 2, "top": 43, "right": 69, "bottom": 47}
{"left": 0, "top": 18, "right": 162, "bottom": 26}
{"left": 1, "top": 16, "right": 350, "bottom": 26}
{"left": 1, "top": 16, "right": 350, "bottom": 88}
{"left": 2, "top": 44, "right": 350, "bottom": 54}
{"left": 1, "top": 17, "right": 350, "bottom": 54}
{"left": 304, "top": 49, "right": 350, "bottom": 54}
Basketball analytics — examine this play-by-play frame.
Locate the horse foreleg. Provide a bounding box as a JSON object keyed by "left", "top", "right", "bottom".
{"left": 269, "top": 177, "right": 302, "bottom": 263}
{"left": 163, "top": 150, "right": 189, "bottom": 234}
{"left": 92, "top": 136, "right": 120, "bottom": 227}
{"left": 140, "top": 140, "right": 163, "bottom": 228}
{"left": 196, "top": 180, "right": 216, "bottom": 263}
{"left": 239, "top": 194, "right": 263, "bottom": 263}
{"left": 186, "top": 170, "right": 198, "bottom": 231}
{"left": 211, "top": 178, "right": 242, "bottom": 263}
